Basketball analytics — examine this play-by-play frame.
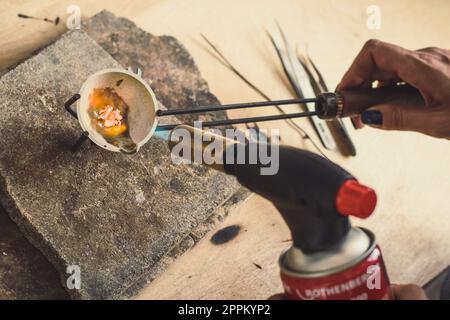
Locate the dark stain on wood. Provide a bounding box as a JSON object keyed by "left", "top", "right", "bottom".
{"left": 210, "top": 225, "right": 241, "bottom": 245}
{"left": 253, "top": 262, "right": 262, "bottom": 270}
{"left": 169, "top": 177, "right": 185, "bottom": 193}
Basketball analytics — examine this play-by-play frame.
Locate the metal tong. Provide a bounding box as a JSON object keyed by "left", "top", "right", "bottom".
{"left": 156, "top": 84, "right": 424, "bottom": 131}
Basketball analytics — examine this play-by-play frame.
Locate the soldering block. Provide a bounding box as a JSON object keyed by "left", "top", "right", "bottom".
{"left": 0, "top": 14, "right": 242, "bottom": 299}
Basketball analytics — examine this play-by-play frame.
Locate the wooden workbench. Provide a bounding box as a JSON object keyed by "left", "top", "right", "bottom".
{"left": 1, "top": 0, "right": 450, "bottom": 299}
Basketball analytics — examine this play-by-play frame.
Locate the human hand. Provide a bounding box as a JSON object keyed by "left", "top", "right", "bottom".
{"left": 391, "top": 284, "right": 428, "bottom": 300}
{"left": 337, "top": 40, "right": 450, "bottom": 139}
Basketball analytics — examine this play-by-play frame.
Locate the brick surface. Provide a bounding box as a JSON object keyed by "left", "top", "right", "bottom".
{"left": 0, "top": 19, "right": 240, "bottom": 299}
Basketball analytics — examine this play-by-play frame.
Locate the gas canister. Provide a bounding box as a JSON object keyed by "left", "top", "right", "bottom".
{"left": 280, "top": 227, "right": 392, "bottom": 300}
{"left": 168, "top": 128, "right": 393, "bottom": 300}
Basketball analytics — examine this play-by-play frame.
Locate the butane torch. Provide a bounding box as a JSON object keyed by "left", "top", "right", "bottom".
{"left": 168, "top": 126, "right": 393, "bottom": 300}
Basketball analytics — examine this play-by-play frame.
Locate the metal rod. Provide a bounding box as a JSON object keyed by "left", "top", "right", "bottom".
{"left": 64, "top": 94, "right": 80, "bottom": 119}
{"left": 156, "top": 110, "right": 317, "bottom": 131}
{"left": 157, "top": 97, "right": 317, "bottom": 117}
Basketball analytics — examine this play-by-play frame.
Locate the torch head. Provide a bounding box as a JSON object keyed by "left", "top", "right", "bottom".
{"left": 168, "top": 124, "right": 238, "bottom": 172}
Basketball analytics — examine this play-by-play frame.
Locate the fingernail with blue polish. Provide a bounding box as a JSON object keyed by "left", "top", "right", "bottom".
{"left": 361, "top": 110, "right": 383, "bottom": 125}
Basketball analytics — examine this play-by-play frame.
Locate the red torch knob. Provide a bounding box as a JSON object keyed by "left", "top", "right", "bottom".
{"left": 336, "top": 180, "right": 377, "bottom": 219}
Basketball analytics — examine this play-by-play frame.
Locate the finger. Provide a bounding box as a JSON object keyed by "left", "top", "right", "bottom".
{"left": 337, "top": 40, "right": 410, "bottom": 90}
{"left": 351, "top": 115, "right": 364, "bottom": 129}
{"left": 417, "top": 46, "right": 450, "bottom": 58}
{"left": 268, "top": 293, "right": 286, "bottom": 300}
{"left": 361, "top": 103, "right": 430, "bottom": 131}
{"left": 391, "top": 284, "right": 428, "bottom": 300}
{"left": 336, "top": 40, "right": 427, "bottom": 91}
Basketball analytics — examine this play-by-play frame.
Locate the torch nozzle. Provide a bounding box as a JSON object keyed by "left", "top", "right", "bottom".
{"left": 168, "top": 125, "right": 239, "bottom": 172}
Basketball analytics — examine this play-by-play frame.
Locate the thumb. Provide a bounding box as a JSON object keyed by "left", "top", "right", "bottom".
{"left": 361, "top": 104, "right": 432, "bottom": 133}
{"left": 391, "top": 284, "right": 428, "bottom": 300}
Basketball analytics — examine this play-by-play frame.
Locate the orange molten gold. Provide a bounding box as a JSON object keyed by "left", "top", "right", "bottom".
{"left": 89, "top": 88, "right": 129, "bottom": 139}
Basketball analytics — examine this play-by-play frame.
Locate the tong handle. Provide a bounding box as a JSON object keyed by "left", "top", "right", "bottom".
{"left": 339, "top": 84, "right": 425, "bottom": 118}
